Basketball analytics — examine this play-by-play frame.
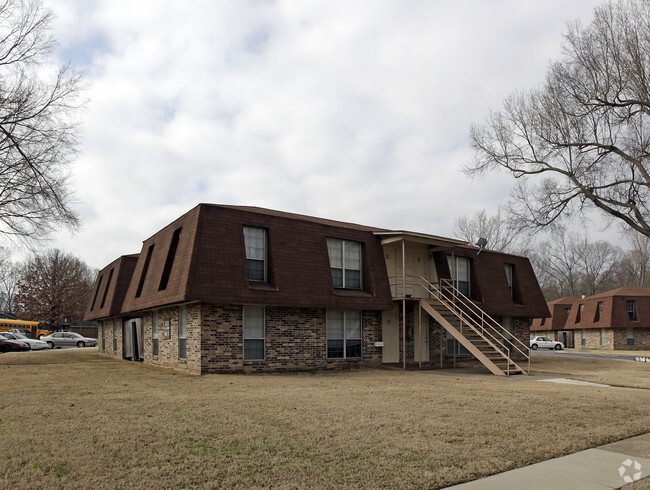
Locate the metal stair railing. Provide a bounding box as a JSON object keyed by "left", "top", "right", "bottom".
{"left": 419, "top": 276, "right": 530, "bottom": 375}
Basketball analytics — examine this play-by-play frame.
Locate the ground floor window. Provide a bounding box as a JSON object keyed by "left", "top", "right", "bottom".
{"left": 326, "top": 310, "right": 362, "bottom": 359}
{"left": 627, "top": 327, "right": 635, "bottom": 346}
{"left": 178, "top": 306, "right": 187, "bottom": 359}
{"left": 243, "top": 306, "right": 265, "bottom": 360}
{"left": 152, "top": 312, "right": 159, "bottom": 357}
{"left": 446, "top": 331, "right": 470, "bottom": 356}
{"left": 100, "top": 321, "right": 105, "bottom": 351}
{"left": 600, "top": 328, "right": 606, "bottom": 347}
{"left": 581, "top": 329, "right": 586, "bottom": 346}
{"left": 113, "top": 319, "right": 118, "bottom": 353}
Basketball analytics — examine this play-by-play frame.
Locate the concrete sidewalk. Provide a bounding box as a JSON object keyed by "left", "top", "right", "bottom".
{"left": 447, "top": 433, "right": 650, "bottom": 489}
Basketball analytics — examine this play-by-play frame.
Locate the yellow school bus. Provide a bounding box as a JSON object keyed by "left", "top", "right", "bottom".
{"left": 0, "top": 319, "right": 53, "bottom": 339}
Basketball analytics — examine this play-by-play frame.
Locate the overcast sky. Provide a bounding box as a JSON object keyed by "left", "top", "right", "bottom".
{"left": 42, "top": 0, "right": 605, "bottom": 269}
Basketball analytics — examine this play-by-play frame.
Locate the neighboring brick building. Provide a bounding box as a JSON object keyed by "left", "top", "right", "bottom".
{"left": 86, "top": 204, "right": 548, "bottom": 375}
{"left": 531, "top": 288, "right": 650, "bottom": 349}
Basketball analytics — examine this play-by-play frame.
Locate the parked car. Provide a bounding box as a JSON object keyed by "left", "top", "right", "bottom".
{"left": 0, "top": 332, "right": 49, "bottom": 350}
{"left": 40, "top": 332, "right": 98, "bottom": 349}
{"left": 530, "top": 336, "right": 564, "bottom": 350}
{"left": 0, "top": 337, "right": 30, "bottom": 353}
{"left": 8, "top": 328, "right": 33, "bottom": 338}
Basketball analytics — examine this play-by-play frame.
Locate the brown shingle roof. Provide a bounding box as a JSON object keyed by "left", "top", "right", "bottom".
{"left": 85, "top": 254, "right": 139, "bottom": 321}
{"left": 117, "top": 204, "right": 393, "bottom": 314}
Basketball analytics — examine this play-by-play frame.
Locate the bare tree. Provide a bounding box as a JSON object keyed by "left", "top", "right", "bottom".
{"left": 616, "top": 229, "right": 650, "bottom": 286}
{"left": 530, "top": 228, "right": 620, "bottom": 300}
{"left": 14, "top": 249, "right": 93, "bottom": 326}
{"left": 532, "top": 229, "right": 584, "bottom": 299}
{"left": 0, "top": 0, "right": 83, "bottom": 243}
{"left": 467, "top": 0, "right": 650, "bottom": 238}
{"left": 579, "top": 238, "right": 620, "bottom": 296}
{"left": 453, "top": 209, "right": 523, "bottom": 253}
{"left": 0, "top": 253, "right": 21, "bottom": 313}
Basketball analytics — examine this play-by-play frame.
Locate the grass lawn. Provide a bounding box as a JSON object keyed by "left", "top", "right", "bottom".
{"left": 0, "top": 348, "right": 648, "bottom": 488}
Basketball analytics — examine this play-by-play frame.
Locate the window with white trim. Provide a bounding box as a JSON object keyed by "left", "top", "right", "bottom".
{"left": 627, "top": 300, "right": 637, "bottom": 320}
{"left": 152, "top": 312, "right": 159, "bottom": 357}
{"left": 600, "top": 328, "right": 606, "bottom": 347}
{"left": 594, "top": 301, "right": 603, "bottom": 322}
{"left": 504, "top": 264, "right": 514, "bottom": 297}
{"left": 627, "top": 327, "right": 635, "bottom": 346}
{"left": 244, "top": 227, "right": 266, "bottom": 282}
{"left": 113, "top": 319, "right": 118, "bottom": 353}
{"left": 326, "top": 239, "right": 361, "bottom": 289}
{"left": 178, "top": 306, "right": 187, "bottom": 359}
{"left": 326, "top": 310, "right": 362, "bottom": 358}
{"left": 243, "top": 306, "right": 265, "bottom": 361}
{"left": 447, "top": 256, "right": 470, "bottom": 297}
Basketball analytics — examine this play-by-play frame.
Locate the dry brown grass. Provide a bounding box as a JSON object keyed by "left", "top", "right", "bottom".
{"left": 531, "top": 353, "right": 650, "bottom": 389}
{"left": 0, "top": 348, "right": 648, "bottom": 489}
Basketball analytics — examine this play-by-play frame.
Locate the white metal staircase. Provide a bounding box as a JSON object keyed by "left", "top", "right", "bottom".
{"left": 419, "top": 277, "right": 530, "bottom": 376}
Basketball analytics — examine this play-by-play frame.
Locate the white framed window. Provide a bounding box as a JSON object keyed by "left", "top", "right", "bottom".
{"left": 600, "top": 328, "right": 606, "bottom": 347}
{"left": 627, "top": 327, "right": 635, "bottom": 346}
{"left": 576, "top": 304, "right": 584, "bottom": 323}
{"left": 446, "top": 330, "right": 470, "bottom": 356}
{"left": 447, "top": 256, "right": 470, "bottom": 297}
{"left": 244, "top": 227, "right": 266, "bottom": 282}
{"left": 627, "top": 300, "right": 637, "bottom": 320}
{"left": 326, "top": 310, "right": 362, "bottom": 358}
{"left": 504, "top": 264, "right": 514, "bottom": 297}
{"left": 152, "top": 312, "right": 159, "bottom": 357}
{"left": 581, "top": 329, "right": 586, "bottom": 346}
{"left": 243, "top": 306, "right": 265, "bottom": 361}
{"left": 594, "top": 301, "right": 603, "bottom": 322}
{"left": 327, "top": 239, "right": 361, "bottom": 289}
{"left": 178, "top": 306, "right": 187, "bottom": 359}
{"left": 113, "top": 319, "right": 118, "bottom": 353}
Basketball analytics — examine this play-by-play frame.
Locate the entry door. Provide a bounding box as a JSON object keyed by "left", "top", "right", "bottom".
{"left": 122, "top": 318, "right": 143, "bottom": 361}
{"left": 414, "top": 306, "right": 429, "bottom": 362}
{"left": 382, "top": 307, "right": 399, "bottom": 363}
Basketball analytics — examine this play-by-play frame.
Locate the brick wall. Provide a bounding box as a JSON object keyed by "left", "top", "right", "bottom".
{"left": 142, "top": 303, "right": 202, "bottom": 374}
{"left": 613, "top": 327, "right": 650, "bottom": 349}
{"left": 98, "top": 317, "right": 123, "bottom": 358}
{"left": 200, "top": 304, "right": 382, "bottom": 373}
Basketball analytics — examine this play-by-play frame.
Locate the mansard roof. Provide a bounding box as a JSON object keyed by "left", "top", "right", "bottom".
{"left": 85, "top": 254, "right": 139, "bottom": 320}
{"left": 446, "top": 245, "right": 550, "bottom": 319}
{"left": 87, "top": 204, "right": 393, "bottom": 320}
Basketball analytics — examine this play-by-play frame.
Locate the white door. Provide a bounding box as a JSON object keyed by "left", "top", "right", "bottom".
{"left": 414, "top": 306, "right": 429, "bottom": 362}
{"left": 382, "top": 307, "right": 399, "bottom": 363}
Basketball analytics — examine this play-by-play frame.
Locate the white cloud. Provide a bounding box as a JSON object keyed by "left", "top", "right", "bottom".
{"left": 43, "top": 0, "right": 604, "bottom": 268}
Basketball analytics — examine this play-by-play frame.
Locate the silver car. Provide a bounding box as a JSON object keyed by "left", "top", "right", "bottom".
{"left": 0, "top": 332, "right": 49, "bottom": 350}
{"left": 530, "top": 336, "right": 563, "bottom": 350}
{"left": 41, "top": 332, "right": 98, "bottom": 349}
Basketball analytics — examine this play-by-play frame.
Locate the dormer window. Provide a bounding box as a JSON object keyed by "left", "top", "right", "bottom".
{"left": 327, "top": 238, "right": 361, "bottom": 289}
{"left": 244, "top": 227, "right": 266, "bottom": 282}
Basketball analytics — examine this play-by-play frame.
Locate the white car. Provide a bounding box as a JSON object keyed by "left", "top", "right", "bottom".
{"left": 0, "top": 332, "right": 50, "bottom": 350}
{"left": 530, "top": 336, "right": 563, "bottom": 350}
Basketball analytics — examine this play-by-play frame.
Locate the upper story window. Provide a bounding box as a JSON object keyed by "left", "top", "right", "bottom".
{"left": 244, "top": 227, "right": 266, "bottom": 282}
{"left": 504, "top": 264, "right": 514, "bottom": 297}
{"left": 447, "top": 256, "right": 470, "bottom": 297}
{"left": 327, "top": 238, "right": 361, "bottom": 289}
{"left": 627, "top": 300, "right": 637, "bottom": 320}
{"left": 576, "top": 304, "right": 584, "bottom": 323}
{"left": 594, "top": 301, "right": 604, "bottom": 322}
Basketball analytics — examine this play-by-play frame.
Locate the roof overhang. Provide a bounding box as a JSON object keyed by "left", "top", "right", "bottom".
{"left": 374, "top": 230, "right": 467, "bottom": 248}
